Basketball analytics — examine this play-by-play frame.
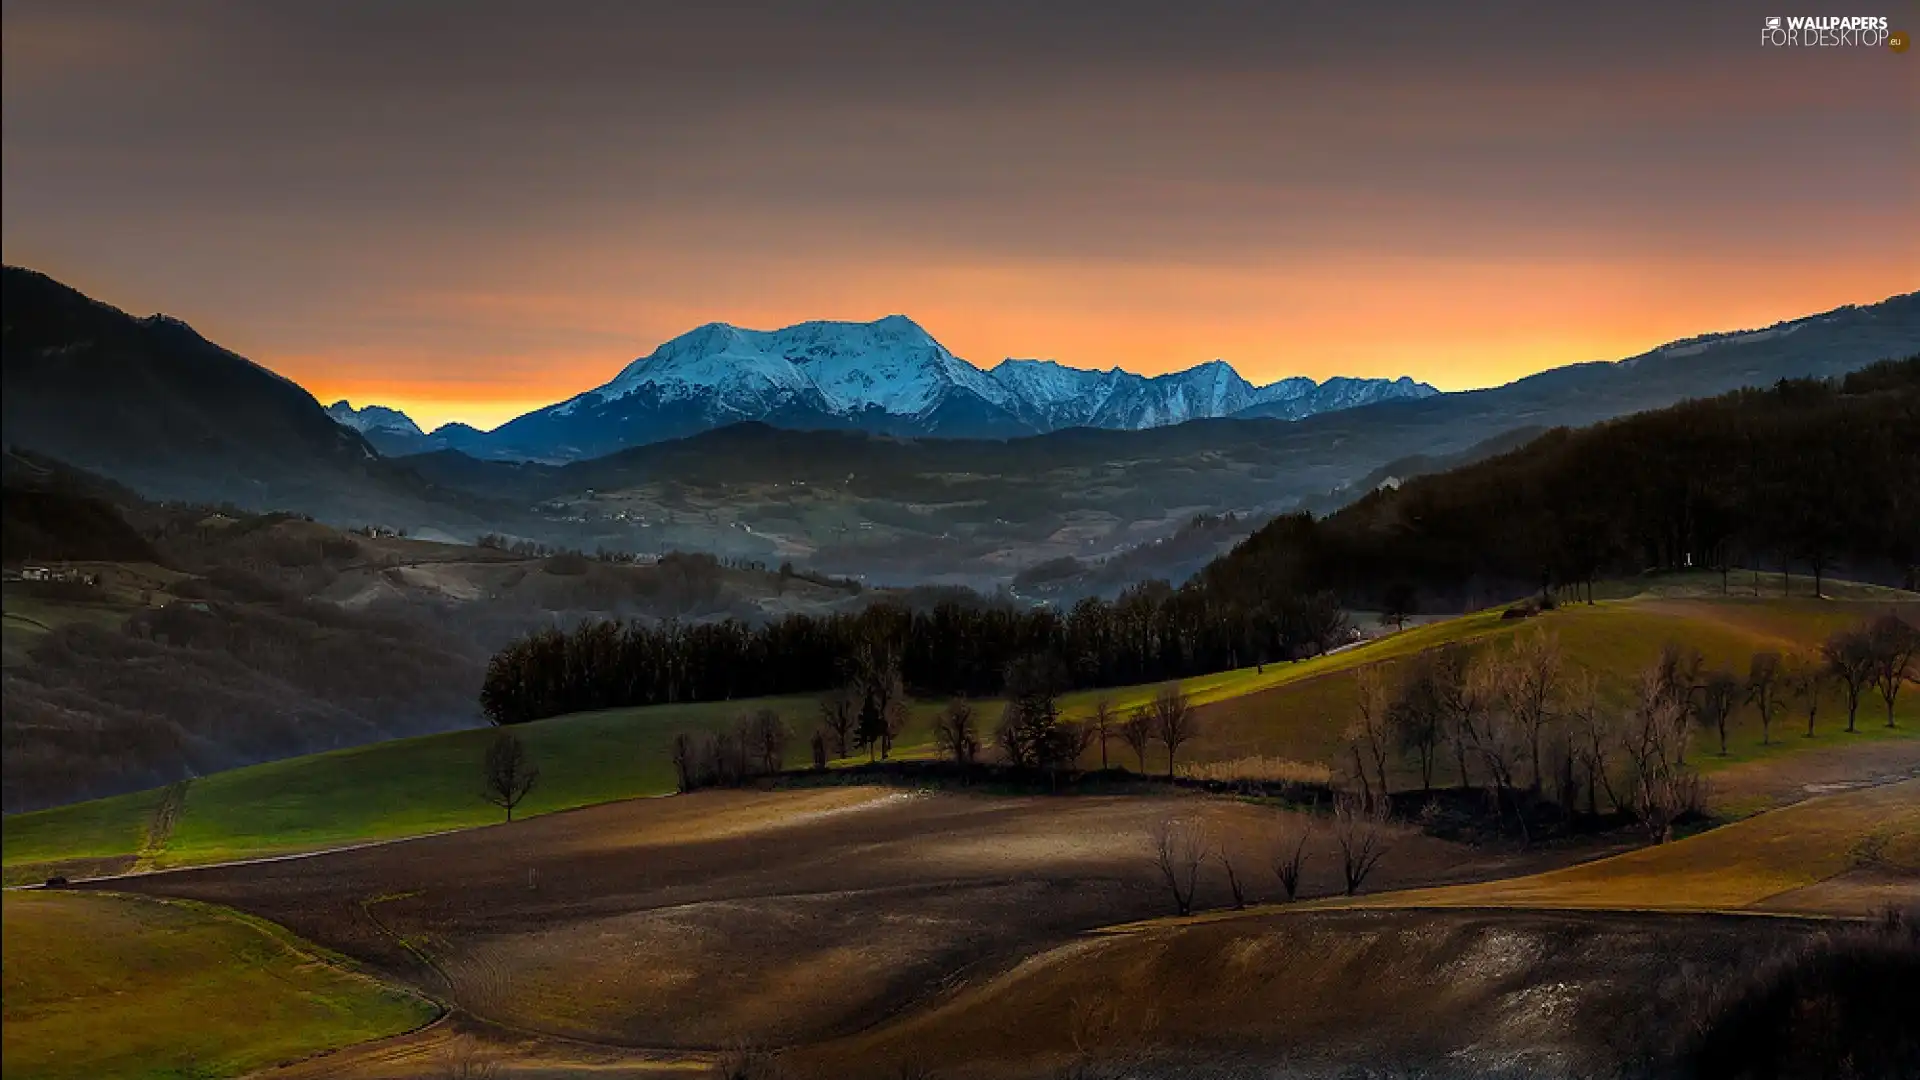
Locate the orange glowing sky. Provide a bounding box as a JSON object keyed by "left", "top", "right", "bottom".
{"left": 4, "top": 3, "right": 1915, "bottom": 433}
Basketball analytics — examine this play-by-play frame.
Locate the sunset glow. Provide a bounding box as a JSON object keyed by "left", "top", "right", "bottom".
{"left": 5, "top": 3, "right": 1913, "bottom": 431}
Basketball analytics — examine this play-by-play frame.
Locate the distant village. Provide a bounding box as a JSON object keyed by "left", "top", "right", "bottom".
{"left": 2, "top": 564, "right": 101, "bottom": 587}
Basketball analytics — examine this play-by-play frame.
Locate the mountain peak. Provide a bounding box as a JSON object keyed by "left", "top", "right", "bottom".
{"left": 327, "top": 400, "right": 424, "bottom": 437}
{"left": 478, "top": 313, "right": 1447, "bottom": 459}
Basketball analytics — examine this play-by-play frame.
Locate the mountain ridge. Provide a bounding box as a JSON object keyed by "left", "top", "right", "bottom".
{"left": 466, "top": 314, "right": 1439, "bottom": 461}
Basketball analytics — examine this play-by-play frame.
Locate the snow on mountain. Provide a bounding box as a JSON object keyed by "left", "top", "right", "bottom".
{"left": 589, "top": 315, "right": 1013, "bottom": 418}
{"left": 987, "top": 358, "right": 1432, "bottom": 432}
{"left": 327, "top": 400, "right": 424, "bottom": 437}
{"left": 469, "top": 316, "right": 1438, "bottom": 460}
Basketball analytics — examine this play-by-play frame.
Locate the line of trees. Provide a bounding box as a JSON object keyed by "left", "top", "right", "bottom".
{"left": 479, "top": 364, "right": 1913, "bottom": 729}
{"left": 1342, "top": 611, "right": 1916, "bottom": 844}
{"left": 1207, "top": 360, "right": 1920, "bottom": 612}
{"left": 480, "top": 582, "right": 1350, "bottom": 726}
{"left": 670, "top": 708, "right": 791, "bottom": 792}
{"left": 1147, "top": 795, "right": 1389, "bottom": 917}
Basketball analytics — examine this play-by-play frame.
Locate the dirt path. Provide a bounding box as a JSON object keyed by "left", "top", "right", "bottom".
{"left": 129, "top": 780, "right": 190, "bottom": 873}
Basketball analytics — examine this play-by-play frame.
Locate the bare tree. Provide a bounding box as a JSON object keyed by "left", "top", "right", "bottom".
{"left": 1745, "top": 651, "right": 1783, "bottom": 745}
{"left": 1497, "top": 631, "right": 1563, "bottom": 793}
{"left": 1120, "top": 705, "right": 1154, "bottom": 773}
{"left": 1619, "top": 664, "right": 1703, "bottom": 843}
{"left": 1149, "top": 685, "right": 1196, "bottom": 780}
{"left": 481, "top": 730, "right": 539, "bottom": 822}
{"left": 1213, "top": 835, "right": 1249, "bottom": 909}
{"left": 1694, "top": 669, "right": 1741, "bottom": 756}
{"left": 1655, "top": 642, "right": 1705, "bottom": 764}
{"left": 1468, "top": 691, "right": 1530, "bottom": 843}
{"left": 1866, "top": 612, "right": 1918, "bottom": 729}
{"left": 713, "top": 726, "right": 748, "bottom": 784}
{"left": 818, "top": 685, "right": 857, "bottom": 758}
{"left": 749, "top": 708, "right": 788, "bottom": 774}
{"left": 932, "top": 699, "right": 980, "bottom": 765}
{"left": 1271, "top": 811, "right": 1312, "bottom": 902}
{"left": 1380, "top": 581, "right": 1417, "bottom": 632}
{"left": 851, "top": 646, "right": 911, "bottom": 760}
{"left": 1389, "top": 653, "right": 1449, "bottom": 794}
{"left": 1821, "top": 628, "right": 1875, "bottom": 733}
{"left": 1149, "top": 816, "right": 1209, "bottom": 915}
{"left": 670, "top": 731, "right": 696, "bottom": 792}
{"left": 1089, "top": 697, "right": 1117, "bottom": 771}
{"left": 1347, "top": 666, "right": 1393, "bottom": 807}
{"left": 1332, "top": 795, "right": 1389, "bottom": 896}
{"left": 1441, "top": 649, "right": 1495, "bottom": 789}
{"left": 1566, "top": 670, "right": 1620, "bottom": 816}
{"left": 1785, "top": 657, "right": 1828, "bottom": 738}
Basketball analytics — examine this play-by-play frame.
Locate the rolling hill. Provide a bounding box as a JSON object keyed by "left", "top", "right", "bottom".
{"left": 9, "top": 584, "right": 1912, "bottom": 885}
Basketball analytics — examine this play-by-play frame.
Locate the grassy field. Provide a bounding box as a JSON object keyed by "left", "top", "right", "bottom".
{"left": 3, "top": 621, "right": 1508, "bottom": 880}
{"left": 1168, "top": 595, "right": 1920, "bottom": 784}
{"left": 6, "top": 591, "right": 1913, "bottom": 883}
{"left": 1, "top": 890, "right": 434, "bottom": 1080}
{"left": 4, "top": 696, "right": 947, "bottom": 881}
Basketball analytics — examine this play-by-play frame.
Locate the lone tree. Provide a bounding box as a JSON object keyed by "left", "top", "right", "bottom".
{"left": 1149, "top": 684, "right": 1196, "bottom": 780}
{"left": 1745, "top": 652, "right": 1783, "bottom": 745}
{"left": 1379, "top": 582, "right": 1417, "bottom": 632}
{"left": 1332, "top": 795, "right": 1389, "bottom": 896}
{"left": 932, "top": 698, "right": 980, "bottom": 766}
{"left": 1822, "top": 627, "right": 1876, "bottom": 733}
{"left": 1149, "top": 816, "right": 1209, "bottom": 916}
{"left": 481, "top": 730, "right": 539, "bottom": 822}
{"left": 1866, "top": 612, "right": 1918, "bottom": 728}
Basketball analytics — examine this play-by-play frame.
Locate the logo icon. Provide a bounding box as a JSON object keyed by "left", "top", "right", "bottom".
{"left": 1766, "top": 16, "right": 1782, "bottom": 29}
{"left": 1892, "top": 29, "right": 1911, "bottom": 51}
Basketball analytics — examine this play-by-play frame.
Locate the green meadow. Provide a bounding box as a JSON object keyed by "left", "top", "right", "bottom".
{"left": 6, "top": 589, "right": 1913, "bottom": 884}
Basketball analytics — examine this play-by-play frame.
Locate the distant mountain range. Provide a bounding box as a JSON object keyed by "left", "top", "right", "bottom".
{"left": 5, "top": 264, "right": 1916, "bottom": 581}
{"left": 345, "top": 316, "right": 1439, "bottom": 461}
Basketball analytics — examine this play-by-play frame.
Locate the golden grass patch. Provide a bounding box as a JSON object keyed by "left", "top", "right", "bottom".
{"left": 1, "top": 890, "right": 435, "bottom": 1080}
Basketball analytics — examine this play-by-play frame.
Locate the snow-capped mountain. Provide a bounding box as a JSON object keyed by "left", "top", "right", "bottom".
{"left": 432, "top": 316, "right": 1437, "bottom": 461}
{"left": 328, "top": 400, "right": 424, "bottom": 438}
{"left": 326, "top": 400, "right": 445, "bottom": 456}
{"left": 982, "top": 358, "right": 1438, "bottom": 430}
